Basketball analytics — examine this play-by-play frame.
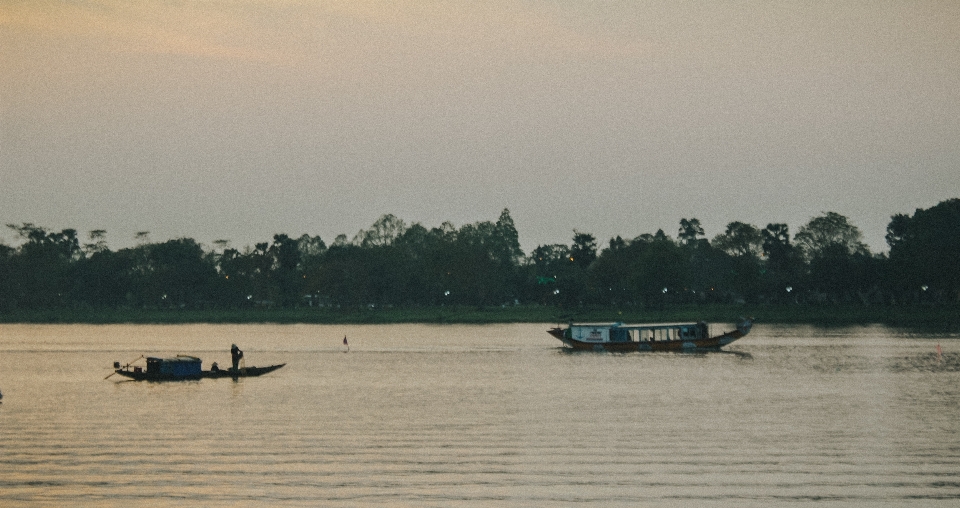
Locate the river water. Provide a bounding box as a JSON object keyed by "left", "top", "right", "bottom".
{"left": 0, "top": 322, "right": 958, "bottom": 506}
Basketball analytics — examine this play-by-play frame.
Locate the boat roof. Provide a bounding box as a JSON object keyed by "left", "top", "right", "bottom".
{"left": 146, "top": 355, "right": 202, "bottom": 362}
{"left": 570, "top": 322, "right": 706, "bottom": 331}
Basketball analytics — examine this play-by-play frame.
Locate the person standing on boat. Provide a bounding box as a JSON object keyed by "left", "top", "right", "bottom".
{"left": 231, "top": 344, "right": 243, "bottom": 371}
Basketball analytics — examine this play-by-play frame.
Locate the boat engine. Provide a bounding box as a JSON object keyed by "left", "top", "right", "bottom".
{"left": 113, "top": 361, "right": 121, "bottom": 369}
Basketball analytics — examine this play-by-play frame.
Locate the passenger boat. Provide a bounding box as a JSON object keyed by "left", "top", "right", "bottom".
{"left": 111, "top": 355, "right": 285, "bottom": 381}
{"left": 548, "top": 318, "right": 753, "bottom": 352}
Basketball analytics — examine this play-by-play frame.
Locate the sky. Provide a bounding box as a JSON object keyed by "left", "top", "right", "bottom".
{"left": 2, "top": 1, "right": 958, "bottom": 254}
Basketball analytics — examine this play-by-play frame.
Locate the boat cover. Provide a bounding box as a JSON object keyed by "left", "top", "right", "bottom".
{"left": 146, "top": 356, "right": 202, "bottom": 377}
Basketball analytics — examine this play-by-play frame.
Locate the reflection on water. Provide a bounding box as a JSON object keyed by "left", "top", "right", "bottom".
{"left": 0, "top": 323, "right": 958, "bottom": 506}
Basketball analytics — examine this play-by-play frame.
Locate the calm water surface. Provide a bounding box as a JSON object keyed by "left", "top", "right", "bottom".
{"left": 1, "top": 323, "right": 958, "bottom": 506}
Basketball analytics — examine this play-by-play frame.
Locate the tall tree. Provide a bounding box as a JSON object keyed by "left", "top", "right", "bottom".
{"left": 761, "top": 224, "right": 792, "bottom": 268}
{"left": 758, "top": 223, "right": 800, "bottom": 301}
{"left": 493, "top": 209, "right": 524, "bottom": 267}
{"left": 270, "top": 234, "right": 302, "bottom": 306}
{"left": 570, "top": 230, "right": 597, "bottom": 270}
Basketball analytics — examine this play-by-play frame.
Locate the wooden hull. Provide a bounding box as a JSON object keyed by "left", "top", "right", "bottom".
{"left": 114, "top": 364, "right": 285, "bottom": 381}
{"left": 548, "top": 328, "right": 747, "bottom": 352}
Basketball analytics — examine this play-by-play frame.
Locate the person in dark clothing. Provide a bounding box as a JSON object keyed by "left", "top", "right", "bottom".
{"left": 231, "top": 344, "right": 243, "bottom": 371}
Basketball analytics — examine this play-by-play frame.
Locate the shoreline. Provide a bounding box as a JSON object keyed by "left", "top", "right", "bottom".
{"left": 1, "top": 304, "right": 958, "bottom": 330}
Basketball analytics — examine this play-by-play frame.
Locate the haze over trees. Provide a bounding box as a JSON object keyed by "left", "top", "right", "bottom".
{"left": 1, "top": 201, "right": 958, "bottom": 313}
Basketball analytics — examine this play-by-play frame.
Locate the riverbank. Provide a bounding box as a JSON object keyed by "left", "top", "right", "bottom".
{"left": 2, "top": 304, "right": 958, "bottom": 330}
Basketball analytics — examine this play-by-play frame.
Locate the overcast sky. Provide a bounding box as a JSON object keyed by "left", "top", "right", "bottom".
{"left": 2, "top": 1, "right": 958, "bottom": 253}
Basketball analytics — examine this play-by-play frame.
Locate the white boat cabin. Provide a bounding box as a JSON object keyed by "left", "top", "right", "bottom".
{"left": 568, "top": 322, "right": 710, "bottom": 343}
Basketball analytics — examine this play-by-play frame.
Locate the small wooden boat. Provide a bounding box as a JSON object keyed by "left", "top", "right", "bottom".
{"left": 111, "top": 355, "right": 285, "bottom": 381}
{"left": 548, "top": 318, "right": 753, "bottom": 352}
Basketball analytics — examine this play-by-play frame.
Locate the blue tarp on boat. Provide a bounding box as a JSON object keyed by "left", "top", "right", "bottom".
{"left": 146, "top": 356, "right": 202, "bottom": 378}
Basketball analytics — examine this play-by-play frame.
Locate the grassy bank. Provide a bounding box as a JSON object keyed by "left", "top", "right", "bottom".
{"left": 1, "top": 304, "right": 959, "bottom": 330}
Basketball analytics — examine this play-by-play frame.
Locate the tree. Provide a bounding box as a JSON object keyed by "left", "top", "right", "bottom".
{"left": 450, "top": 220, "right": 509, "bottom": 306}
{"left": 570, "top": 230, "right": 597, "bottom": 270}
{"left": 270, "top": 234, "right": 302, "bottom": 306}
{"left": 758, "top": 223, "right": 802, "bottom": 302}
{"left": 713, "top": 222, "right": 762, "bottom": 258}
{"left": 795, "top": 212, "right": 868, "bottom": 261}
{"left": 297, "top": 234, "right": 326, "bottom": 259}
{"left": 709, "top": 222, "right": 764, "bottom": 302}
{"left": 531, "top": 244, "right": 570, "bottom": 275}
{"left": 528, "top": 244, "right": 571, "bottom": 305}
{"left": 298, "top": 234, "right": 327, "bottom": 306}
{"left": 0, "top": 242, "right": 16, "bottom": 310}
{"left": 761, "top": 224, "right": 792, "bottom": 269}
{"left": 806, "top": 244, "right": 880, "bottom": 303}
{"left": 678, "top": 218, "right": 706, "bottom": 247}
{"left": 886, "top": 198, "right": 960, "bottom": 302}
{"left": 72, "top": 248, "right": 132, "bottom": 307}
{"left": 214, "top": 247, "right": 257, "bottom": 307}
{"left": 493, "top": 209, "right": 524, "bottom": 267}
{"left": 391, "top": 224, "right": 434, "bottom": 304}
{"left": 355, "top": 214, "right": 406, "bottom": 247}
{"left": 140, "top": 238, "right": 217, "bottom": 308}
{"left": 315, "top": 243, "right": 371, "bottom": 307}
{"left": 5, "top": 224, "right": 83, "bottom": 308}
{"left": 631, "top": 234, "right": 687, "bottom": 307}
{"left": 590, "top": 236, "right": 638, "bottom": 306}
{"left": 84, "top": 229, "right": 108, "bottom": 255}
{"left": 796, "top": 213, "right": 873, "bottom": 303}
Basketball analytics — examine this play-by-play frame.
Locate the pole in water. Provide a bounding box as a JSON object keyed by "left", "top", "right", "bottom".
{"left": 343, "top": 335, "right": 349, "bottom": 352}
{"left": 937, "top": 343, "right": 943, "bottom": 363}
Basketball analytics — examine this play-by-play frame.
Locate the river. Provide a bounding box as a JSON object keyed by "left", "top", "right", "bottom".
{"left": 0, "top": 322, "right": 958, "bottom": 506}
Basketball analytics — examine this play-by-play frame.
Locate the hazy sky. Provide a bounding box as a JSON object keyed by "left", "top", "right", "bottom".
{"left": 2, "top": 1, "right": 958, "bottom": 253}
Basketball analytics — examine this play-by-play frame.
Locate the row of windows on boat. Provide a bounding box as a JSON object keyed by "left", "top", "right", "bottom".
{"left": 587, "top": 324, "right": 708, "bottom": 342}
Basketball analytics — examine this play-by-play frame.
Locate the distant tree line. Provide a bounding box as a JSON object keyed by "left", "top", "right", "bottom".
{"left": 1, "top": 200, "right": 958, "bottom": 312}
